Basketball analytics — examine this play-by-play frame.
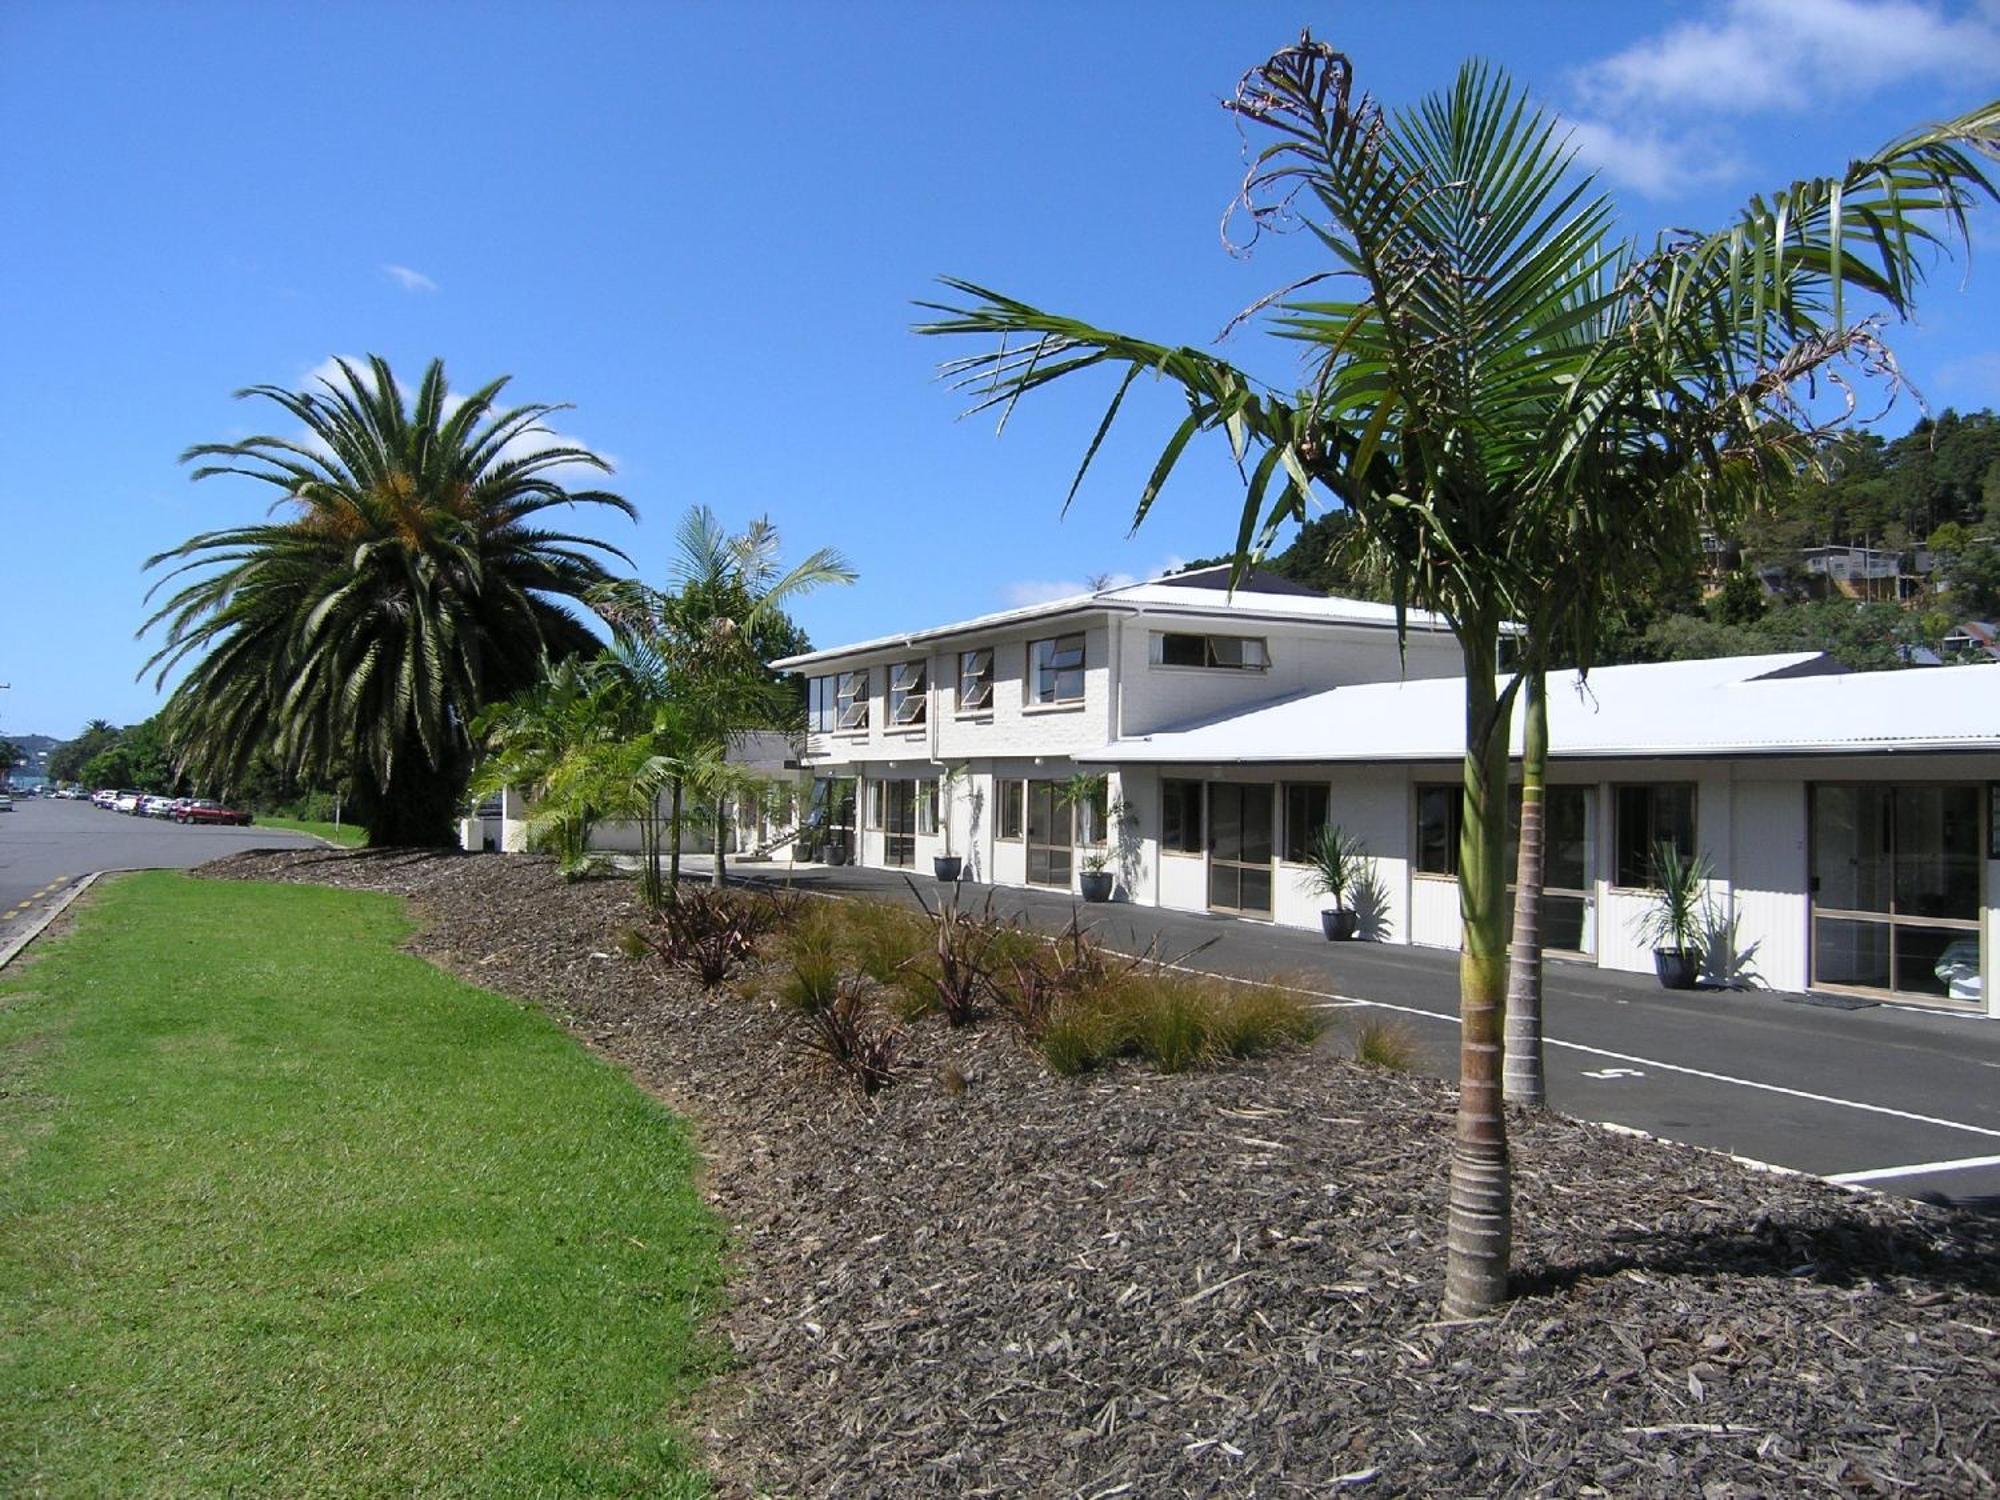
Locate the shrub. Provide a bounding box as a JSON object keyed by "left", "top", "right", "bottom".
{"left": 796, "top": 982, "right": 902, "bottom": 1095}
{"left": 1034, "top": 972, "right": 1320, "bottom": 1076}
{"left": 1350, "top": 1015, "right": 1424, "bottom": 1072}
{"left": 778, "top": 946, "right": 844, "bottom": 1016}
{"left": 843, "top": 901, "right": 931, "bottom": 985}
{"left": 898, "top": 884, "right": 1019, "bottom": 1027}
{"left": 635, "top": 888, "right": 780, "bottom": 989}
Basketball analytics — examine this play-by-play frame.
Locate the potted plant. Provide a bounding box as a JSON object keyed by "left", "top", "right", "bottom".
{"left": 1079, "top": 847, "right": 1114, "bottom": 903}
{"left": 1636, "top": 840, "right": 1711, "bottom": 989}
{"left": 1301, "top": 823, "right": 1367, "bottom": 939}
{"left": 933, "top": 763, "right": 966, "bottom": 883}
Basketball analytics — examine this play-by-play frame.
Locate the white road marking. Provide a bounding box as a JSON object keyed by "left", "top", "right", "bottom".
{"left": 1152, "top": 954, "right": 2000, "bottom": 1144}
{"left": 1582, "top": 1067, "right": 1645, "bottom": 1080}
{"left": 1826, "top": 1152, "right": 2000, "bottom": 1185}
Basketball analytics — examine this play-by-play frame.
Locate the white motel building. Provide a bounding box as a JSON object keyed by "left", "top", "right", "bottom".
{"left": 761, "top": 567, "right": 2000, "bottom": 1018}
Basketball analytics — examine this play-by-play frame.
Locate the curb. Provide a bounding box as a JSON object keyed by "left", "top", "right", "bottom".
{"left": 0, "top": 871, "right": 104, "bottom": 972}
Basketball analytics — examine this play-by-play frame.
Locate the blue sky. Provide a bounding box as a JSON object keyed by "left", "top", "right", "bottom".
{"left": 5, "top": 0, "right": 2000, "bottom": 740}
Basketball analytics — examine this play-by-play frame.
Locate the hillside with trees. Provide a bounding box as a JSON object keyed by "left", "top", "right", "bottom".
{"left": 1189, "top": 407, "right": 2000, "bottom": 670}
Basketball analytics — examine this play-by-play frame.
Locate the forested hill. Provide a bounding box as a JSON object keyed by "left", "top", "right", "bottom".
{"left": 1179, "top": 407, "right": 2000, "bottom": 671}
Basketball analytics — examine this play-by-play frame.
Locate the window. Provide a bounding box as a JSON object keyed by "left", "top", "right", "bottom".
{"left": 1029, "top": 634, "right": 1085, "bottom": 704}
{"left": 1161, "top": 779, "right": 1203, "bottom": 854}
{"left": 917, "top": 779, "right": 938, "bottom": 835}
{"left": 998, "top": 779, "right": 1025, "bottom": 839}
{"left": 958, "top": 648, "right": 994, "bottom": 712}
{"left": 888, "top": 659, "right": 927, "bottom": 728}
{"left": 807, "top": 675, "right": 838, "bottom": 733}
{"left": 1416, "top": 785, "right": 1462, "bottom": 875}
{"left": 835, "top": 669, "right": 870, "bottom": 731}
{"left": 1283, "top": 783, "right": 1330, "bottom": 863}
{"left": 1155, "top": 632, "right": 1271, "bottom": 670}
{"left": 1078, "top": 782, "right": 1110, "bottom": 844}
{"left": 1613, "top": 783, "right": 1696, "bottom": 887}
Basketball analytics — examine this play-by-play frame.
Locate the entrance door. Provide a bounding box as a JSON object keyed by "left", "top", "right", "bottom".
{"left": 1811, "top": 783, "right": 1983, "bottom": 1002}
{"left": 811, "top": 776, "right": 857, "bottom": 861}
{"left": 1207, "top": 782, "right": 1274, "bottom": 916}
{"left": 883, "top": 780, "right": 916, "bottom": 867}
{"left": 1539, "top": 786, "right": 1595, "bottom": 955}
{"left": 1025, "top": 781, "right": 1074, "bottom": 888}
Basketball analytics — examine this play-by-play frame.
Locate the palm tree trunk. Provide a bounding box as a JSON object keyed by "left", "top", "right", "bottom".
{"left": 668, "top": 778, "right": 683, "bottom": 892}
{"left": 1445, "top": 621, "right": 1513, "bottom": 1318}
{"left": 711, "top": 791, "right": 728, "bottom": 889}
{"left": 638, "top": 802, "right": 664, "bottom": 909}
{"left": 1504, "top": 665, "right": 1549, "bottom": 1107}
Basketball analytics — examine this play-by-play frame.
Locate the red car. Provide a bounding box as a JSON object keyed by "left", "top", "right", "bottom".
{"left": 176, "top": 799, "right": 253, "bottom": 827}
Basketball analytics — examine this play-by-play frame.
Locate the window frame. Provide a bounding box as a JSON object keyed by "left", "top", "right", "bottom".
{"left": 1027, "top": 633, "right": 1086, "bottom": 706}
{"left": 1161, "top": 778, "right": 1204, "bottom": 856}
{"left": 864, "top": 779, "right": 884, "bottom": 830}
{"left": 806, "top": 675, "right": 838, "bottom": 734}
{"left": 917, "top": 779, "right": 938, "bottom": 835}
{"left": 1612, "top": 782, "right": 1697, "bottom": 890}
{"left": 1281, "top": 782, "right": 1330, "bottom": 864}
{"left": 998, "top": 778, "right": 1025, "bottom": 840}
{"left": 1154, "top": 631, "right": 1272, "bottom": 672}
{"left": 957, "top": 647, "right": 994, "bottom": 714}
{"left": 834, "top": 668, "right": 870, "bottom": 732}
{"left": 887, "top": 658, "right": 928, "bottom": 729}
{"left": 1415, "top": 784, "right": 1462, "bottom": 877}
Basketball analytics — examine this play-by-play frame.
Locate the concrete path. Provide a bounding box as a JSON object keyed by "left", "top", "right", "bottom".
{"left": 714, "top": 856, "right": 2000, "bottom": 1210}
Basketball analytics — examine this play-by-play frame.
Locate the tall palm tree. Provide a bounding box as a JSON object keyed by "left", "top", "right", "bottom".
{"left": 143, "top": 355, "right": 634, "bottom": 846}
{"left": 918, "top": 34, "right": 1997, "bottom": 1314}
{"left": 593, "top": 505, "right": 853, "bottom": 891}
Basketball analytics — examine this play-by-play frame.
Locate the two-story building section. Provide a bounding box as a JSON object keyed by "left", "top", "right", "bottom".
{"left": 767, "top": 566, "right": 1463, "bottom": 907}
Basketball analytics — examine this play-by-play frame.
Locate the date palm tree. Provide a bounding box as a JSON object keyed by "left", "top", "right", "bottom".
{"left": 918, "top": 34, "right": 1996, "bottom": 1313}
{"left": 143, "top": 355, "right": 634, "bottom": 847}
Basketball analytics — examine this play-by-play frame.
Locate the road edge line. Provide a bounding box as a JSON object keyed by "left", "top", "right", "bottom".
{"left": 0, "top": 871, "right": 104, "bottom": 972}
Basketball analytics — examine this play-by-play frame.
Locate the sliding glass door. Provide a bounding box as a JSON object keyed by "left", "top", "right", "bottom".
{"left": 1207, "top": 782, "right": 1274, "bottom": 916}
{"left": 1025, "top": 781, "right": 1074, "bottom": 888}
{"left": 882, "top": 779, "right": 917, "bottom": 867}
{"left": 1811, "top": 783, "right": 1983, "bottom": 1002}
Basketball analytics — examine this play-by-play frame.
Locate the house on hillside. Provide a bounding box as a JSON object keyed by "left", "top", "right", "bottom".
{"left": 757, "top": 569, "right": 1998, "bottom": 1019}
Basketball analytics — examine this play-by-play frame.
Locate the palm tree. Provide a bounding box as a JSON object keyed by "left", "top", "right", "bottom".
{"left": 593, "top": 505, "right": 853, "bottom": 891}
{"left": 144, "top": 355, "right": 634, "bottom": 846}
{"left": 918, "top": 34, "right": 1996, "bottom": 1314}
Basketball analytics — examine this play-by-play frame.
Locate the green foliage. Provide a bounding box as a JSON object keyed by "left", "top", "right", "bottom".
{"left": 1036, "top": 973, "right": 1322, "bottom": 1076}
{"left": 1298, "top": 824, "right": 1368, "bottom": 905}
{"left": 1636, "top": 842, "right": 1716, "bottom": 953}
{"left": 1351, "top": 1016, "right": 1425, "bottom": 1072}
{"left": 143, "top": 355, "right": 633, "bottom": 847}
{"left": 0, "top": 873, "right": 721, "bottom": 1495}
{"left": 75, "top": 716, "right": 178, "bottom": 793}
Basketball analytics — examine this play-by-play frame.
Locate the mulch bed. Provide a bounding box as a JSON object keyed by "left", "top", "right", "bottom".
{"left": 198, "top": 849, "right": 2000, "bottom": 1498}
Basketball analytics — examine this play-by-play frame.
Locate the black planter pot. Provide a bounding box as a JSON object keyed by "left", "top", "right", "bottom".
{"left": 1320, "top": 907, "right": 1359, "bottom": 941}
{"left": 933, "top": 855, "right": 963, "bottom": 883}
{"left": 1653, "top": 947, "right": 1700, "bottom": 990}
{"left": 823, "top": 843, "right": 849, "bottom": 867}
{"left": 1079, "top": 871, "right": 1114, "bottom": 903}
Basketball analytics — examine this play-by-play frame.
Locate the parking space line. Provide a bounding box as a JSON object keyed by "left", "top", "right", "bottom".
{"left": 1827, "top": 1152, "right": 2000, "bottom": 1185}
{"left": 1156, "top": 957, "right": 2000, "bottom": 1144}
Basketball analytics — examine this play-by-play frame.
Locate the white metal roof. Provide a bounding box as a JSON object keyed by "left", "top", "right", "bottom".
{"left": 769, "top": 568, "right": 1455, "bottom": 670}
{"left": 1080, "top": 653, "right": 2000, "bottom": 764}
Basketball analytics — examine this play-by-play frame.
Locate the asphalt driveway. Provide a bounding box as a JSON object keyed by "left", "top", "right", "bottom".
{"left": 724, "top": 857, "right": 2000, "bottom": 1210}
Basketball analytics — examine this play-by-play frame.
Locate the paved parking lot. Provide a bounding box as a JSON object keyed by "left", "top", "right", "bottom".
{"left": 725, "top": 858, "right": 2000, "bottom": 1210}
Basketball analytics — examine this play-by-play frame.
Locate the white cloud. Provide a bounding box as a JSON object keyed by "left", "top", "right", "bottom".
{"left": 380, "top": 262, "right": 439, "bottom": 293}
{"left": 1559, "top": 117, "right": 1745, "bottom": 197}
{"left": 1561, "top": 0, "right": 2000, "bottom": 198}
{"left": 1575, "top": 0, "right": 2000, "bottom": 116}
{"left": 1003, "top": 575, "right": 1133, "bottom": 608}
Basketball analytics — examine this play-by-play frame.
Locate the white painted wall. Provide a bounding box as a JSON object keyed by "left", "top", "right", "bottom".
{"left": 1728, "top": 779, "right": 1809, "bottom": 992}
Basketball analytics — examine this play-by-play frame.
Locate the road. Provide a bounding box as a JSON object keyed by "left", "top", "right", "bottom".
{"left": 0, "top": 796, "right": 320, "bottom": 934}
{"left": 731, "top": 860, "right": 2000, "bottom": 1211}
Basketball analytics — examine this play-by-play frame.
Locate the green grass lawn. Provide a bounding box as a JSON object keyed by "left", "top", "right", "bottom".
{"left": 253, "top": 815, "right": 368, "bottom": 847}
{"left": 0, "top": 872, "right": 723, "bottom": 1497}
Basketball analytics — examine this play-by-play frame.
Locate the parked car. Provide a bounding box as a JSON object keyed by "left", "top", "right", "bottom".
{"left": 0, "top": 792, "right": 12, "bottom": 813}
{"left": 113, "top": 792, "right": 143, "bottom": 814}
{"left": 177, "top": 800, "right": 253, "bottom": 827}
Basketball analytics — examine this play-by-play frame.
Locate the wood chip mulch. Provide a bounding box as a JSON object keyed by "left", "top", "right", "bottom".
{"left": 198, "top": 849, "right": 2000, "bottom": 1498}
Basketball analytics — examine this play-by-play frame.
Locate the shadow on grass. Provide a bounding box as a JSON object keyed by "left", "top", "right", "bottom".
{"left": 1515, "top": 1203, "right": 2000, "bottom": 1300}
